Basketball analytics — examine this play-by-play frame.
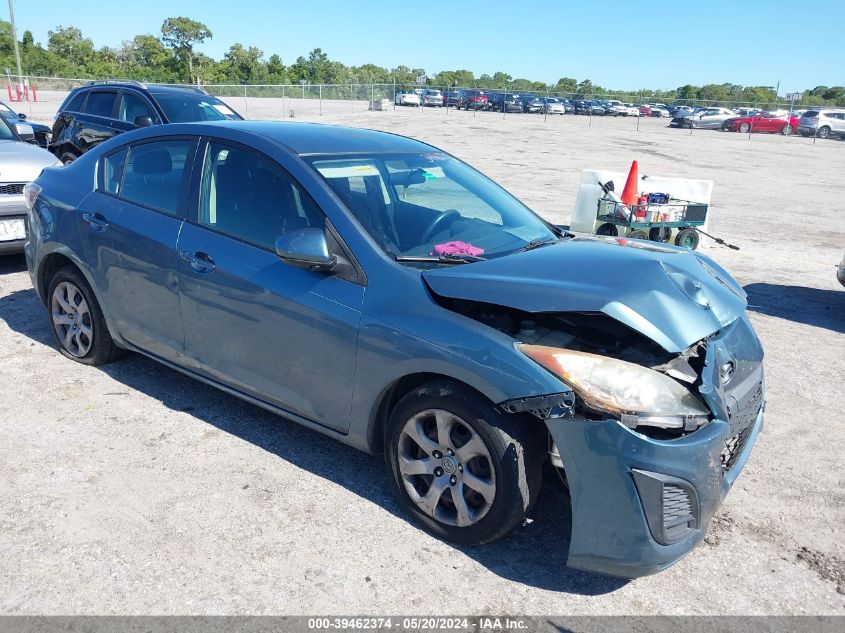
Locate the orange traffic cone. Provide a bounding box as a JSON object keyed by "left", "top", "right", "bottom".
{"left": 620, "top": 160, "right": 639, "bottom": 205}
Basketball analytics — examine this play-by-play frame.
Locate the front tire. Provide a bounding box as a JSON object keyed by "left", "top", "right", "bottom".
{"left": 739, "top": 122, "right": 750, "bottom": 133}
{"left": 385, "top": 380, "right": 543, "bottom": 545}
{"left": 817, "top": 126, "right": 831, "bottom": 139}
{"left": 60, "top": 152, "right": 78, "bottom": 165}
{"left": 47, "top": 266, "right": 126, "bottom": 366}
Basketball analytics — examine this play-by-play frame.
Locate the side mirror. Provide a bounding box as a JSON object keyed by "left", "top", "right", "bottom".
{"left": 17, "top": 112, "right": 26, "bottom": 120}
{"left": 134, "top": 115, "right": 154, "bottom": 128}
{"left": 275, "top": 228, "right": 336, "bottom": 272}
{"left": 14, "top": 122, "right": 35, "bottom": 142}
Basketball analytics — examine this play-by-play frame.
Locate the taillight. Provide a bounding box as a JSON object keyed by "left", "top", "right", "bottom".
{"left": 23, "top": 182, "right": 41, "bottom": 210}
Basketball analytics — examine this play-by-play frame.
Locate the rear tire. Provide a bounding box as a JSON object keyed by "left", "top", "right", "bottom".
{"left": 675, "top": 228, "right": 700, "bottom": 250}
{"left": 817, "top": 126, "right": 831, "bottom": 139}
{"left": 628, "top": 229, "right": 649, "bottom": 240}
{"left": 596, "top": 222, "right": 619, "bottom": 237}
{"left": 60, "top": 152, "right": 78, "bottom": 166}
{"left": 739, "top": 122, "right": 750, "bottom": 133}
{"left": 385, "top": 380, "right": 543, "bottom": 545}
{"left": 47, "top": 266, "right": 126, "bottom": 366}
{"left": 782, "top": 124, "right": 792, "bottom": 135}
{"left": 649, "top": 227, "right": 672, "bottom": 242}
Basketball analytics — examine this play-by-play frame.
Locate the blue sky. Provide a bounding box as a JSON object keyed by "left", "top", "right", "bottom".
{"left": 7, "top": 0, "right": 844, "bottom": 91}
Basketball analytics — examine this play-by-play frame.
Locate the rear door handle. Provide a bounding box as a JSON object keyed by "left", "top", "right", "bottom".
{"left": 81, "top": 211, "right": 109, "bottom": 231}
{"left": 179, "top": 250, "right": 216, "bottom": 273}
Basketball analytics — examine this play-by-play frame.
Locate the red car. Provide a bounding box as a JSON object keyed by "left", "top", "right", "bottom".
{"left": 722, "top": 111, "right": 800, "bottom": 135}
{"left": 638, "top": 105, "right": 653, "bottom": 117}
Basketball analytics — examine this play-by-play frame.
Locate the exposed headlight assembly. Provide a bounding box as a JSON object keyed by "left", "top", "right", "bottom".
{"left": 517, "top": 344, "right": 710, "bottom": 430}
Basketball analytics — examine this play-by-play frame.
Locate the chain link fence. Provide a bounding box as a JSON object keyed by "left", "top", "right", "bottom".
{"left": 3, "top": 75, "right": 833, "bottom": 142}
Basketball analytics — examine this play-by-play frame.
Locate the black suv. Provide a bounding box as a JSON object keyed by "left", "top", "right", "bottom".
{"left": 50, "top": 81, "right": 243, "bottom": 164}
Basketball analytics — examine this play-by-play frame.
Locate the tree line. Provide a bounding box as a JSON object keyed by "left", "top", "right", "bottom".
{"left": 1, "top": 17, "right": 842, "bottom": 106}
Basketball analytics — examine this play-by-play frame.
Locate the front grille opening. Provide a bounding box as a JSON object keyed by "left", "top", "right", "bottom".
{"left": 721, "top": 379, "right": 763, "bottom": 471}
{"left": 721, "top": 423, "right": 753, "bottom": 471}
{"left": 0, "top": 183, "right": 26, "bottom": 195}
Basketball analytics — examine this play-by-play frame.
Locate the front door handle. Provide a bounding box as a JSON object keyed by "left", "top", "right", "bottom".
{"left": 81, "top": 211, "right": 109, "bottom": 231}
{"left": 179, "top": 250, "right": 216, "bottom": 273}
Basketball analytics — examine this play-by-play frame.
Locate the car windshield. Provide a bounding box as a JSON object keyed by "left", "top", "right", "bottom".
{"left": 307, "top": 152, "right": 557, "bottom": 263}
{"left": 151, "top": 92, "right": 242, "bottom": 123}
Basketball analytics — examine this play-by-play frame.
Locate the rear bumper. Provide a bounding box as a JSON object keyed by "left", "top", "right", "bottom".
{"left": 547, "top": 399, "right": 764, "bottom": 578}
{"left": 0, "top": 237, "right": 26, "bottom": 255}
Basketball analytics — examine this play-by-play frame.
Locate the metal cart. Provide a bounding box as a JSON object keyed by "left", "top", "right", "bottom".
{"left": 595, "top": 197, "right": 709, "bottom": 250}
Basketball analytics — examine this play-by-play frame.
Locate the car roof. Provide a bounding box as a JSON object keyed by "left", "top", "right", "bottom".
{"left": 166, "top": 121, "right": 436, "bottom": 156}
{"left": 76, "top": 82, "right": 210, "bottom": 97}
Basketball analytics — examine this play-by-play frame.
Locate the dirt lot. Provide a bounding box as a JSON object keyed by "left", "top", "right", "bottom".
{"left": 1, "top": 102, "right": 844, "bottom": 615}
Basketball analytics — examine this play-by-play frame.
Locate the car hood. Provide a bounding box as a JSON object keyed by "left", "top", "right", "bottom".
{"left": 0, "top": 140, "right": 58, "bottom": 179}
{"left": 421, "top": 236, "right": 747, "bottom": 353}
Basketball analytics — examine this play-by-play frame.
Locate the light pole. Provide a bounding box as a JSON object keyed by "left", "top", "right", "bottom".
{"left": 7, "top": 0, "right": 23, "bottom": 81}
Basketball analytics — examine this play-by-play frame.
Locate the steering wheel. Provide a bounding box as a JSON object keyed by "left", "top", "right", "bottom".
{"left": 422, "top": 209, "right": 462, "bottom": 244}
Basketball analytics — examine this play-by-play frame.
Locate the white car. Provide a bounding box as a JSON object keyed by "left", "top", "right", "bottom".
{"left": 621, "top": 103, "right": 641, "bottom": 117}
{"left": 0, "top": 118, "right": 62, "bottom": 254}
{"left": 395, "top": 91, "right": 421, "bottom": 107}
{"left": 798, "top": 109, "right": 845, "bottom": 139}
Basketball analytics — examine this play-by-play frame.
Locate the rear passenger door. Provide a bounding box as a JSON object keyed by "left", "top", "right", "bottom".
{"left": 79, "top": 137, "right": 198, "bottom": 364}
{"left": 74, "top": 90, "right": 121, "bottom": 154}
{"left": 176, "top": 139, "right": 364, "bottom": 431}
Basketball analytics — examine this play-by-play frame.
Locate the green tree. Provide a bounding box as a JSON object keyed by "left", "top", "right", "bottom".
{"left": 221, "top": 43, "right": 266, "bottom": 83}
{"left": 48, "top": 26, "right": 95, "bottom": 65}
{"left": 576, "top": 79, "right": 593, "bottom": 96}
{"left": 555, "top": 77, "right": 577, "bottom": 94}
{"left": 161, "top": 17, "right": 212, "bottom": 82}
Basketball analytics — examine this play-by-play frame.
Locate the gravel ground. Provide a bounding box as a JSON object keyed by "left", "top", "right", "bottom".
{"left": 1, "top": 101, "right": 844, "bottom": 615}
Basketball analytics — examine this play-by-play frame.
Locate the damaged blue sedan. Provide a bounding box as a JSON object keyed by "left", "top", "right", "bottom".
{"left": 23, "top": 121, "right": 764, "bottom": 578}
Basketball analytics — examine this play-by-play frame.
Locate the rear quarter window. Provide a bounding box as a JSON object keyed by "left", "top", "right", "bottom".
{"left": 63, "top": 90, "right": 87, "bottom": 113}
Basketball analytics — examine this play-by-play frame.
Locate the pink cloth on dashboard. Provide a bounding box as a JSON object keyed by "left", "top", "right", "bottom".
{"left": 430, "top": 241, "right": 485, "bottom": 257}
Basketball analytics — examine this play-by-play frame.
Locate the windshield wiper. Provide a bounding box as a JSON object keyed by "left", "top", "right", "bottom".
{"left": 394, "top": 254, "right": 486, "bottom": 265}
{"left": 515, "top": 237, "right": 563, "bottom": 253}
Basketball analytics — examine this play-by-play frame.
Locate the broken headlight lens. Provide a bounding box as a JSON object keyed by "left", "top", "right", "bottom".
{"left": 517, "top": 344, "right": 710, "bottom": 429}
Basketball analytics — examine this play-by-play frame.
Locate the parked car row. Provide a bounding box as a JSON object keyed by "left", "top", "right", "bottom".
{"left": 668, "top": 104, "right": 845, "bottom": 138}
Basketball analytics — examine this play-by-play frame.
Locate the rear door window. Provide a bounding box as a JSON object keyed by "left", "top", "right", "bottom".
{"left": 101, "top": 148, "right": 128, "bottom": 195}
{"left": 83, "top": 91, "right": 117, "bottom": 118}
{"left": 119, "top": 139, "right": 195, "bottom": 216}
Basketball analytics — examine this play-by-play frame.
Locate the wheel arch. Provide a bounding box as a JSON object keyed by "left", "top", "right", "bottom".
{"left": 36, "top": 249, "right": 119, "bottom": 340}
{"left": 367, "top": 372, "right": 510, "bottom": 455}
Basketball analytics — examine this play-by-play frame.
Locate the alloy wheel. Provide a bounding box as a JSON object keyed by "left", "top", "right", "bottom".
{"left": 397, "top": 408, "right": 496, "bottom": 527}
{"left": 51, "top": 281, "right": 93, "bottom": 357}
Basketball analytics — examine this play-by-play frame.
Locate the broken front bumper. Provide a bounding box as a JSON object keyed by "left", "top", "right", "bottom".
{"left": 547, "top": 399, "right": 764, "bottom": 578}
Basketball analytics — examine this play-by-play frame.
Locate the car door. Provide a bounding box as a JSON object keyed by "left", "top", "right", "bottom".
{"left": 755, "top": 115, "right": 774, "bottom": 132}
{"left": 78, "top": 136, "right": 198, "bottom": 364}
{"left": 114, "top": 90, "right": 161, "bottom": 133}
{"left": 176, "top": 139, "right": 364, "bottom": 431}
{"left": 74, "top": 90, "right": 121, "bottom": 154}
